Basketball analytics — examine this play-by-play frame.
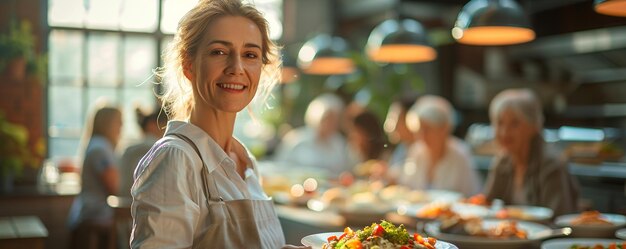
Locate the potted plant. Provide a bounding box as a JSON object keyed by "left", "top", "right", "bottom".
{"left": 0, "top": 112, "right": 38, "bottom": 192}
{"left": 0, "top": 19, "right": 38, "bottom": 82}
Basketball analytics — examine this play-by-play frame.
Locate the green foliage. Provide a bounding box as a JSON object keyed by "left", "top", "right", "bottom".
{"left": 342, "top": 52, "right": 425, "bottom": 120}
{"left": 0, "top": 112, "right": 37, "bottom": 178}
{"left": 0, "top": 19, "right": 35, "bottom": 59}
{"left": 0, "top": 19, "right": 46, "bottom": 82}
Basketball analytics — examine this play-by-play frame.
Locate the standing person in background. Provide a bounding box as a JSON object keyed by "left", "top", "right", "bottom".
{"left": 399, "top": 95, "right": 481, "bottom": 197}
{"left": 383, "top": 94, "right": 419, "bottom": 181}
{"left": 130, "top": 0, "right": 307, "bottom": 248}
{"left": 67, "top": 106, "right": 123, "bottom": 249}
{"left": 119, "top": 107, "right": 167, "bottom": 197}
{"left": 274, "top": 93, "right": 351, "bottom": 175}
{"left": 484, "top": 88, "right": 578, "bottom": 216}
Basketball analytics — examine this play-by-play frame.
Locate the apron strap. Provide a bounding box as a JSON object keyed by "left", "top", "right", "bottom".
{"left": 168, "top": 133, "right": 223, "bottom": 203}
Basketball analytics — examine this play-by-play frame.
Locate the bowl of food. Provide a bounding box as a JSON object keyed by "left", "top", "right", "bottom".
{"left": 555, "top": 211, "right": 626, "bottom": 238}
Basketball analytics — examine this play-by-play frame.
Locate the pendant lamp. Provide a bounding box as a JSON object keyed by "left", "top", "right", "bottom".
{"left": 297, "top": 34, "right": 355, "bottom": 75}
{"left": 595, "top": 0, "right": 626, "bottom": 17}
{"left": 452, "top": 0, "right": 535, "bottom": 46}
{"left": 366, "top": 19, "right": 437, "bottom": 63}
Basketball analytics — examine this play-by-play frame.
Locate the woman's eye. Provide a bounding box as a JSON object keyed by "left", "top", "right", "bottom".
{"left": 244, "top": 52, "right": 259, "bottom": 59}
{"left": 210, "top": 50, "right": 226, "bottom": 55}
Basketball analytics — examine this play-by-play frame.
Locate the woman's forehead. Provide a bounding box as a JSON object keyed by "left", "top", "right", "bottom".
{"left": 203, "top": 15, "right": 262, "bottom": 47}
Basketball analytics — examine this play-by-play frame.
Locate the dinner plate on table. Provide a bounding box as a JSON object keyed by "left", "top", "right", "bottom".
{"left": 424, "top": 218, "right": 555, "bottom": 249}
{"left": 617, "top": 228, "right": 626, "bottom": 240}
{"left": 301, "top": 232, "right": 458, "bottom": 249}
{"left": 493, "top": 205, "right": 554, "bottom": 222}
{"left": 555, "top": 213, "right": 626, "bottom": 238}
{"left": 541, "top": 238, "right": 625, "bottom": 249}
{"left": 397, "top": 202, "right": 490, "bottom": 221}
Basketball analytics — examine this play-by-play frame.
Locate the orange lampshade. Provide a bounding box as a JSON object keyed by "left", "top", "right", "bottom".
{"left": 453, "top": 0, "right": 535, "bottom": 46}
{"left": 366, "top": 19, "right": 437, "bottom": 63}
{"left": 595, "top": 0, "right": 626, "bottom": 17}
{"left": 298, "top": 34, "right": 355, "bottom": 75}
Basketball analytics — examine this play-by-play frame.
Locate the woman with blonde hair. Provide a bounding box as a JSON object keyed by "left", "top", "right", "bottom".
{"left": 484, "top": 88, "right": 578, "bottom": 216}
{"left": 68, "top": 106, "right": 123, "bottom": 249}
{"left": 130, "top": 0, "right": 307, "bottom": 248}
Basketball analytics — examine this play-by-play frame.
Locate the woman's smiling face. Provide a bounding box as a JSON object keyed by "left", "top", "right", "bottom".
{"left": 189, "top": 15, "right": 263, "bottom": 113}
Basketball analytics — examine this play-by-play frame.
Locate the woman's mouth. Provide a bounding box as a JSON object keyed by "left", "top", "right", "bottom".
{"left": 217, "top": 83, "right": 246, "bottom": 91}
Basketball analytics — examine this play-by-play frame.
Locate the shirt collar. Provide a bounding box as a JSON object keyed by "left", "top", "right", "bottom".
{"left": 164, "top": 121, "right": 231, "bottom": 173}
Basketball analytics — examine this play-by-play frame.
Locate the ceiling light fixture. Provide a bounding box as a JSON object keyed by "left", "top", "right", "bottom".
{"left": 452, "top": 0, "right": 535, "bottom": 46}
{"left": 297, "top": 34, "right": 355, "bottom": 75}
{"left": 366, "top": 19, "right": 437, "bottom": 63}
{"left": 594, "top": 0, "right": 626, "bottom": 17}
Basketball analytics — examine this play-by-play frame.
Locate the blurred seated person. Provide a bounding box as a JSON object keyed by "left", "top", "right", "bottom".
{"left": 484, "top": 88, "right": 578, "bottom": 216}
{"left": 119, "top": 107, "right": 167, "bottom": 197}
{"left": 67, "top": 106, "right": 123, "bottom": 249}
{"left": 383, "top": 94, "right": 419, "bottom": 181}
{"left": 345, "top": 108, "right": 389, "bottom": 180}
{"left": 274, "top": 93, "right": 352, "bottom": 175}
{"left": 398, "top": 95, "right": 481, "bottom": 197}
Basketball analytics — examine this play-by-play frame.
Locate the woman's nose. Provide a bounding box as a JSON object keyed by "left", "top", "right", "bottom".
{"left": 225, "top": 55, "right": 244, "bottom": 75}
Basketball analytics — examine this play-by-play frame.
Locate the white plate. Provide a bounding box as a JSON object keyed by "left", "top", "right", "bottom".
{"left": 398, "top": 202, "right": 490, "bottom": 220}
{"left": 541, "top": 238, "right": 625, "bottom": 249}
{"left": 555, "top": 213, "right": 626, "bottom": 238}
{"left": 616, "top": 228, "right": 626, "bottom": 240}
{"left": 426, "top": 189, "right": 464, "bottom": 203}
{"left": 424, "top": 219, "right": 552, "bottom": 249}
{"left": 494, "top": 205, "right": 554, "bottom": 222}
{"left": 301, "top": 232, "right": 458, "bottom": 249}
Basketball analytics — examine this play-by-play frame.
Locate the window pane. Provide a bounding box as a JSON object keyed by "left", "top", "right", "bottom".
{"left": 49, "top": 30, "right": 84, "bottom": 86}
{"left": 49, "top": 86, "right": 83, "bottom": 137}
{"left": 124, "top": 35, "right": 157, "bottom": 87}
{"left": 120, "top": 0, "right": 158, "bottom": 32}
{"left": 49, "top": 137, "right": 81, "bottom": 160}
{"left": 251, "top": 0, "right": 283, "bottom": 40}
{"left": 86, "top": 87, "right": 119, "bottom": 111}
{"left": 85, "top": 0, "right": 123, "bottom": 30}
{"left": 160, "top": 0, "right": 197, "bottom": 34}
{"left": 88, "top": 33, "right": 120, "bottom": 86}
{"left": 48, "top": 0, "right": 85, "bottom": 27}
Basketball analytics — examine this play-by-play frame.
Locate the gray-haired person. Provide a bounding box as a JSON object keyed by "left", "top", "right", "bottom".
{"left": 484, "top": 88, "right": 578, "bottom": 216}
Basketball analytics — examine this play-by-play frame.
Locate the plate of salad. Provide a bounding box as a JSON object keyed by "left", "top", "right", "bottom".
{"left": 301, "top": 220, "right": 458, "bottom": 249}
{"left": 541, "top": 238, "right": 625, "bottom": 249}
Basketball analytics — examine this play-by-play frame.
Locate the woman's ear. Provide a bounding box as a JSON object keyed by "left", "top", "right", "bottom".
{"left": 183, "top": 60, "right": 194, "bottom": 81}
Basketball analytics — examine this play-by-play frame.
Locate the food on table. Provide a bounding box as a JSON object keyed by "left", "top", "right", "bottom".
{"left": 571, "top": 211, "right": 614, "bottom": 226}
{"left": 416, "top": 203, "right": 457, "bottom": 219}
{"left": 461, "top": 194, "right": 489, "bottom": 206}
{"left": 439, "top": 215, "right": 528, "bottom": 239}
{"left": 323, "top": 220, "right": 438, "bottom": 249}
{"left": 495, "top": 207, "right": 533, "bottom": 220}
{"left": 569, "top": 242, "right": 626, "bottom": 249}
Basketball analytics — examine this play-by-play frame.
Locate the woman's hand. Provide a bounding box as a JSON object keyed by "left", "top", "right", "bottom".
{"left": 282, "top": 245, "right": 312, "bottom": 249}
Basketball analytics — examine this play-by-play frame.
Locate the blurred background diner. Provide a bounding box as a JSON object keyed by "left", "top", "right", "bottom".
{"left": 1, "top": 0, "right": 626, "bottom": 248}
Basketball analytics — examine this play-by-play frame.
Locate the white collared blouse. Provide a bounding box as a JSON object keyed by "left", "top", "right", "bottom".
{"left": 130, "top": 121, "right": 270, "bottom": 248}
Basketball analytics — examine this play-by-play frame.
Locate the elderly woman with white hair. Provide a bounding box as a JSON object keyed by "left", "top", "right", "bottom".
{"left": 484, "top": 88, "right": 578, "bottom": 216}
{"left": 398, "top": 95, "right": 481, "bottom": 197}
{"left": 274, "top": 93, "right": 352, "bottom": 175}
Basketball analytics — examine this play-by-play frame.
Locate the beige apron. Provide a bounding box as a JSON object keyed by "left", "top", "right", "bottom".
{"left": 171, "top": 134, "right": 285, "bottom": 249}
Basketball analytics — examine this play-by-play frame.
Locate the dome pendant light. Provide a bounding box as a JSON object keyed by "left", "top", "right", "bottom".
{"left": 297, "top": 34, "right": 355, "bottom": 75}
{"left": 366, "top": 19, "right": 437, "bottom": 63}
{"left": 452, "top": 0, "right": 535, "bottom": 46}
{"left": 595, "top": 0, "right": 626, "bottom": 17}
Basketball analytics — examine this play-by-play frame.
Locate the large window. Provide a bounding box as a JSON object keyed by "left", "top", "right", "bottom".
{"left": 47, "top": 0, "right": 283, "bottom": 160}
